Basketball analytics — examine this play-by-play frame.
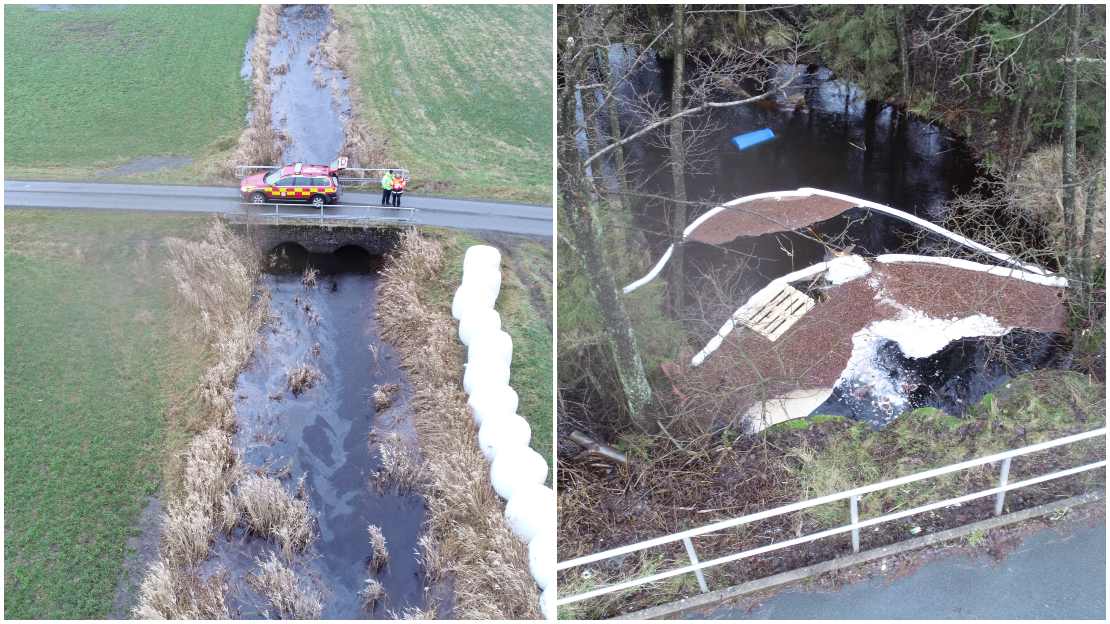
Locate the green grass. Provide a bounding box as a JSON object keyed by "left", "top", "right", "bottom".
{"left": 333, "top": 5, "right": 553, "bottom": 204}
{"left": 4, "top": 209, "right": 211, "bottom": 618}
{"left": 424, "top": 228, "right": 553, "bottom": 483}
{"left": 4, "top": 4, "right": 255, "bottom": 181}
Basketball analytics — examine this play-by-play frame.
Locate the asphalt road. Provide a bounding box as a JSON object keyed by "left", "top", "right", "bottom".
{"left": 4, "top": 180, "right": 553, "bottom": 237}
{"left": 690, "top": 522, "right": 1106, "bottom": 620}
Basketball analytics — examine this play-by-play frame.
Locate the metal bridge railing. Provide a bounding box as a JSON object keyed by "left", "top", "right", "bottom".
{"left": 225, "top": 203, "right": 418, "bottom": 227}
{"left": 556, "top": 427, "right": 1107, "bottom": 608}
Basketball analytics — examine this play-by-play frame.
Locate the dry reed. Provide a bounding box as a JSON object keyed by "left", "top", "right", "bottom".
{"left": 367, "top": 524, "right": 389, "bottom": 573}
{"left": 373, "top": 432, "right": 425, "bottom": 495}
{"left": 227, "top": 4, "right": 284, "bottom": 173}
{"left": 235, "top": 474, "right": 317, "bottom": 561}
{"left": 133, "top": 563, "right": 231, "bottom": 620}
{"left": 374, "top": 229, "right": 541, "bottom": 619}
{"left": 248, "top": 552, "right": 323, "bottom": 619}
{"left": 286, "top": 362, "right": 324, "bottom": 397}
{"left": 358, "top": 578, "right": 386, "bottom": 610}
{"left": 301, "top": 266, "right": 319, "bottom": 288}
{"left": 137, "top": 217, "right": 293, "bottom": 617}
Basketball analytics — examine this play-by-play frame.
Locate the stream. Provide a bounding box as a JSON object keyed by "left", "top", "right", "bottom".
{"left": 590, "top": 48, "right": 1069, "bottom": 426}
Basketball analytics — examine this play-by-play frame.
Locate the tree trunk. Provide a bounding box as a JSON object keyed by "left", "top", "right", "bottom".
{"left": 958, "top": 6, "right": 983, "bottom": 83}
{"left": 580, "top": 70, "right": 607, "bottom": 194}
{"left": 1004, "top": 6, "right": 1038, "bottom": 178}
{"left": 559, "top": 31, "right": 657, "bottom": 431}
{"left": 598, "top": 46, "right": 632, "bottom": 214}
{"left": 1061, "top": 4, "right": 1080, "bottom": 283}
{"left": 668, "top": 3, "right": 688, "bottom": 313}
{"left": 895, "top": 5, "right": 911, "bottom": 100}
{"left": 1081, "top": 141, "right": 1104, "bottom": 299}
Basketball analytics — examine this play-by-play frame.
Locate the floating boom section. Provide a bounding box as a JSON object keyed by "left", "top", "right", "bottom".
{"left": 622, "top": 188, "right": 1060, "bottom": 294}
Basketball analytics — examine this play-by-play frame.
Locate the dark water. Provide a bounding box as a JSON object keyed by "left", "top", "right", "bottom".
{"left": 267, "top": 4, "right": 350, "bottom": 164}
{"left": 205, "top": 250, "right": 428, "bottom": 618}
{"left": 816, "top": 330, "right": 1070, "bottom": 429}
{"left": 597, "top": 49, "right": 977, "bottom": 245}
{"left": 596, "top": 48, "right": 1067, "bottom": 428}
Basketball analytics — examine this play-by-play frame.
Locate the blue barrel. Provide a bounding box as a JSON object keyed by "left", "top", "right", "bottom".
{"left": 731, "top": 128, "right": 775, "bottom": 151}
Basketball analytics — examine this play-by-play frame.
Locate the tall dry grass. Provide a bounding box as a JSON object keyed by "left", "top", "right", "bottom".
{"left": 375, "top": 229, "right": 541, "bottom": 619}
{"left": 367, "top": 524, "right": 389, "bottom": 573}
{"left": 248, "top": 552, "right": 323, "bottom": 619}
{"left": 132, "top": 563, "right": 232, "bottom": 620}
{"left": 135, "top": 219, "right": 280, "bottom": 618}
{"left": 234, "top": 475, "right": 317, "bottom": 561}
{"left": 227, "top": 4, "right": 284, "bottom": 172}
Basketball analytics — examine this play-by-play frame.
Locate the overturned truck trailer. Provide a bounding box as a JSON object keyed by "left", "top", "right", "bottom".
{"left": 628, "top": 189, "right": 1069, "bottom": 431}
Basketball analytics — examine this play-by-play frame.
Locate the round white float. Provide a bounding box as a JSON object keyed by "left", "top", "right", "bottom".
{"left": 462, "top": 265, "right": 502, "bottom": 298}
{"left": 540, "top": 584, "right": 555, "bottom": 620}
{"left": 463, "top": 245, "right": 502, "bottom": 273}
{"left": 478, "top": 412, "right": 531, "bottom": 462}
{"left": 505, "top": 482, "right": 554, "bottom": 543}
{"left": 467, "top": 383, "right": 520, "bottom": 424}
{"left": 467, "top": 328, "right": 513, "bottom": 367}
{"left": 529, "top": 523, "right": 556, "bottom": 591}
{"left": 451, "top": 283, "right": 496, "bottom": 320}
{"left": 458, "top": 308, "right": 501, "bottom": 346}
{"left": 462, "top": 355, "right": 510, "bottom": 395}
{"left": 490, "top": 445, "right": 548, "bottom": 499}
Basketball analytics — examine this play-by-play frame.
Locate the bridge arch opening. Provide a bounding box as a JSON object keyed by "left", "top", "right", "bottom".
{"left": 265, "top": 241, "right": 379, "bottom": 275}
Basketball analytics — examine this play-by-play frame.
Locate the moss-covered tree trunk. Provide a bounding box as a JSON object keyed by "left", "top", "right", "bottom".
{"left": 668, "top": 3, "right": 688, "bottom": 313}
{"left": 559, "top": 28, "right": 657, "bottom": 431}
{"left": 598, "top": 46, "right": 632, "bottom": 214}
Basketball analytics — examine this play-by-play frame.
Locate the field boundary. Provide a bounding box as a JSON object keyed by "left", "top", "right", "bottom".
{"left": 610, "top": 489, "right": 1106, "bottom": 620}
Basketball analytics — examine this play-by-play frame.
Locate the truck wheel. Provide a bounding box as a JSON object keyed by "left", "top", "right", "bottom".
{"left": 251, "top": 192, "right": 267, "bottom": 204}
{"left": 311, "top": 194, "right": 326, "bottom": 209}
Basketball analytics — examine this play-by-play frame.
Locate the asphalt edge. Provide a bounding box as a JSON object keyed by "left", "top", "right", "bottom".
{"left": 609, "top": 489, "right": 1106, "bottom": 620}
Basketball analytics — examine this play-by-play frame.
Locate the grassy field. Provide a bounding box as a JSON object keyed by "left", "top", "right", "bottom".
{"left": 4, "top": 210, "right": 211, "bottom": 618}
{"left": 4, "top": 4, "right": 256, "bottom": 184}
{"left": 333, "top": 4, "right": 553, "bottom": 205}
{"left": 425, "top": 228, "right": 554, "bottom": 481}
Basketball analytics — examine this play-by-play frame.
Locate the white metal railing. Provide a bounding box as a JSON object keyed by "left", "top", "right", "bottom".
{"left": 233, "top": 164, "right": 410, "bottom": 185}
{"left": 226, "top": 202, "right": 418, "bottom": 227}
{"left": 556, "top": 427, "right": 1107, "bottom": 608}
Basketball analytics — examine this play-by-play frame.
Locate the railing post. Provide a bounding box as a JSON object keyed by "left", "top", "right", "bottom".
{"left": 995, "top": 457, "right": 1012, "bottom": 516}
{"left": 850, "top": 494, "right": 860, "bottom": 553}
{"left": 275, "top": 204, "right": 279, "bottom": 226}
{"left": 682, "top": 537, "right": 710, "bottom": 594}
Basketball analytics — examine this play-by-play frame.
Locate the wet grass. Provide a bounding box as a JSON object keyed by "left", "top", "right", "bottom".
{"left": 424, "top": 228, "right": 553, "bottom": 479}
{"left": 4, "top": 209, "right": 213, "bottom": 618}
{"left": 558, "top": 369, "right": 1105, "bottom": 617}
{"left": 331, "top": 5, "right": 553, "bottom": 204}
{"left": 4, "top": 4, "right": 256, "bottom": 184}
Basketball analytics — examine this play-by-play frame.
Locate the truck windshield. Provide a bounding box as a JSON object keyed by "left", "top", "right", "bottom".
{"left": 263, "top": 168, "right": 283, "bottom": 185}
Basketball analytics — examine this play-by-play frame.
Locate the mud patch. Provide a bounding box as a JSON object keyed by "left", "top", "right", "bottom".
{"left": 110, "top": 489, "right": 162, "bottom": 619}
